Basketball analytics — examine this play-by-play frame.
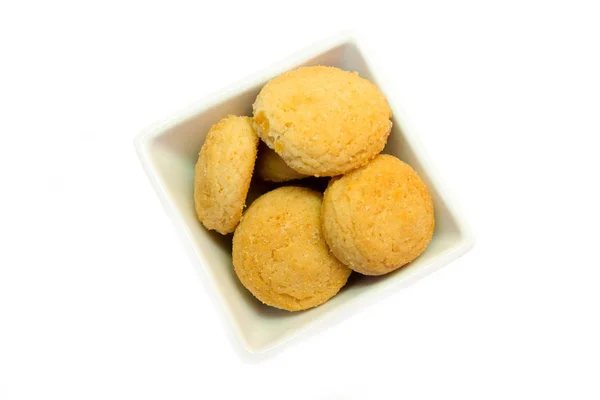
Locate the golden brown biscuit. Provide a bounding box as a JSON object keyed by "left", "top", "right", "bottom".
{"left": 322, "top": 155, "right": 434, "bottom": 276}
{"left": 253, "top": 66, "right": 392, "bottom": 177}
{"left": 194, "top": 115, "right": 258, "bottom": 234}
{"left": 256, "top": 143, "right": 308, "bottom": 182}
{"left": 232, "top": 186, "right": 352, "bottom": 311}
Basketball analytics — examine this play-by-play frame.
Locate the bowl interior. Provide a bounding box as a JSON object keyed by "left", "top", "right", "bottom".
{"left": 140, "top": 40, "right": 468, "bottom": 353}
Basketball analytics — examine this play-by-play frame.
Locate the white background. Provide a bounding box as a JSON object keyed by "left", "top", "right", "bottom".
{"left": 1, "top": 0, "right": 599, "bottom": 399}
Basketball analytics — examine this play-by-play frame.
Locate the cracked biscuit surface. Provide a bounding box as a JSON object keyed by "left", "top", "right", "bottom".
{"left": 232, "top": 186, "right": 352, "bottom": 311}
{"left": 322, "top": 154, "right": 435, "bottom": 276}
{"left": 253, "top": 66, "right": 392, "bottom": 177}
{"left": 194, "top": 115, "right": 259, "bottom": 235}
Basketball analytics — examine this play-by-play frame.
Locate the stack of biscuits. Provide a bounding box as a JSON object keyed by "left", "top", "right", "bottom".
{"left": 194, "top": 66, "right": 434, "bottom": 312}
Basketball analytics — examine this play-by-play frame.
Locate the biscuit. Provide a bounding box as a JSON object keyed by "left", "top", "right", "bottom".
{"left": 194, "top": 115, "right": 259, "bottom": 234}
{"left": 253, "top": 66, "right": 392, "bottom": 177}
{"left": 256, "top": 142, "right": 307, "bottom": 182}
{"left": 322, "top": 154, "right": 434, "bottom": 276}
{"left": 232, "top": 186, "right": 352, "bottom": 311}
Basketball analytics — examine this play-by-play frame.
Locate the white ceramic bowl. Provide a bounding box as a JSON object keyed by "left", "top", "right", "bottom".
{"left": 134, "top": 32, "right": 474, "bottom": 355}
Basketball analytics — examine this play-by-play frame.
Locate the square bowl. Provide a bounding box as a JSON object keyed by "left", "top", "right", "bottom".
{"left": 134, "top": 32, "right": 475, "bottom": 355}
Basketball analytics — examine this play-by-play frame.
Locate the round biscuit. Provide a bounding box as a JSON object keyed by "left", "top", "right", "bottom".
{"left": 194, "top": 115, "right": 258, "bottom": 234}
{"left": 232, "top": 186, "right": 352, "bottom": 311}
{"left": 321, "top": 154, "right": 435, "bottom": 275}
{"left": 256, "top": 143, "right": 307, "bottom": 182}
{"left": 253, "top": 66, "right": 392, "bottom": 177}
